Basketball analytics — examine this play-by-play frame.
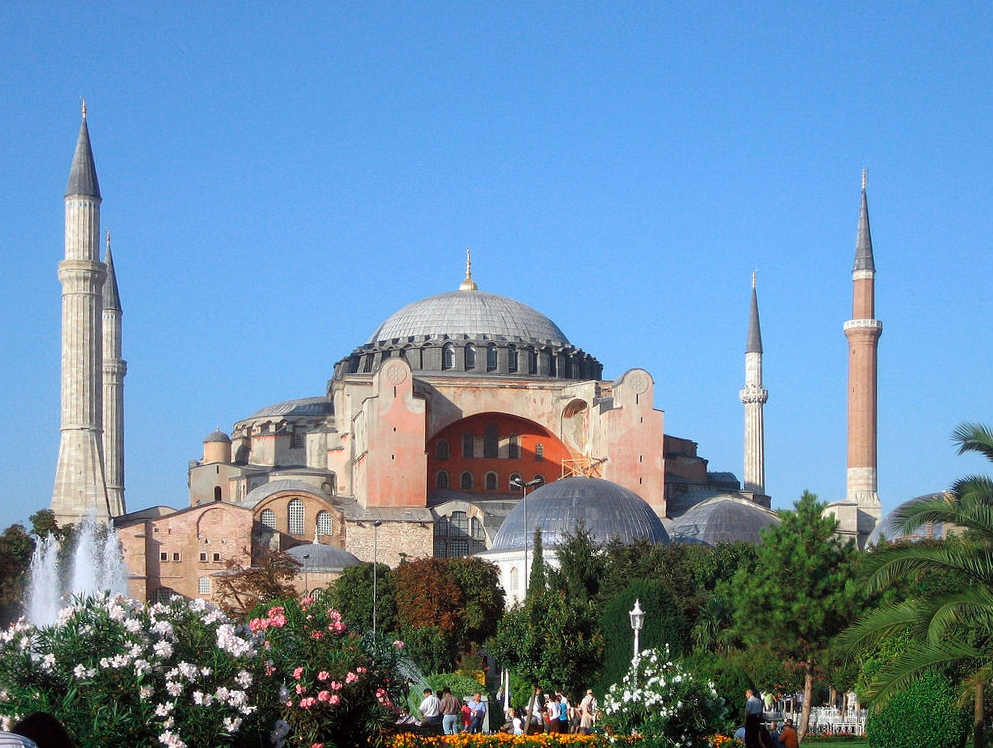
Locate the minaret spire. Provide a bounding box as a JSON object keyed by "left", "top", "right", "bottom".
{"left": 740, "top": 271, "right": 768, "bottom": 495}
{"left": 53, "top": 107, "right": 111, "bottom": 524}
{"left": 102, "top": 230, "right": 127, "bottom": 515}
{"left": 844, "top": 172, "right": 883, "bottom": 539}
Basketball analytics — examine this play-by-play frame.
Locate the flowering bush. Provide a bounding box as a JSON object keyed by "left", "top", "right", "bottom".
{"left": 600, "top": 646, "right": 725, "bottom": 748}
{"left": 251, "top": 595, "right": 409, "bottom": 748}
{"left": 0, "top": 594, "right": 268, "bottom": 748}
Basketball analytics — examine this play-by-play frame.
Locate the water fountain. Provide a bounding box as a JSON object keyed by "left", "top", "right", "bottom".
{"left": 27, "top": 515, "right": 130, "bottom": 627}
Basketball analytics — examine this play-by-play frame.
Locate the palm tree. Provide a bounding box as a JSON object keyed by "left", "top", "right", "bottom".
{"left": 839, "top": 423, "right": 993, "bottom": 748}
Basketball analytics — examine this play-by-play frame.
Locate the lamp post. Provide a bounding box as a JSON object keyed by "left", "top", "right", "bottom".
{"left": 302, "top": 554, "right": 310, "bottom": 597}
{"left": 372, "top": 520, "right": 382, "bottom": 637}
{"left": 510, "top": 476, "right": 543, "bottom": 599}
{"left": 629, "top": 598, "right": 645, "bottom": 665}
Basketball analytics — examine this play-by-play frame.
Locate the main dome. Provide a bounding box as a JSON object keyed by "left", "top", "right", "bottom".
{"left": 369, "top": 289, "right": 570, "bottom": 346}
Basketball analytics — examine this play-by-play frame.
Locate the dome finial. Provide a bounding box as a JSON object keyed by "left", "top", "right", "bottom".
{"left": 862, "top": 166, "right": 867, "bottom": 191}
{"left": 459, "top": 247, "right": 478, "bottom": 291}
{"left": 81, "top": 97, "right": 87, "bottom": 120}
{"left": 752, "top": 269, "right": 757, "bottom": 289}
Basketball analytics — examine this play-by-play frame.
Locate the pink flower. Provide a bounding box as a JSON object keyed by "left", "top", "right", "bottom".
{"left": 295, "top": 684, "right": 306, "bottom": 695}
{"left": 300, "top": 697, "right": 316, "bottom": 709}
{"left": 318, "top": 691, "right": 331, "bottom": 702}
{"left": 393, "top": 640, "right": 404, "bottom": 649}
{"left": 310, "top": 631, "right": 324, "bottom": 640}
{"left": 329, "top": 694, "right": 340, "bottom": 705}
{"left": 285, "top": 700, "right": 293, "bottom": 707}
{"left": 293, "top": 667, "right": 305, "bottom": 680}
{"left": 330, "top": 681, "right": 343, "bottom": 691}
{"left": 312, "top": 743, "right": 324, "bottom": 748}
{"left": 317, "top": 671, "right": 330, "bottom": 682}
{"left": 345, "top": 672, "right": 358, "bottom": 684}
{"left": 356, "top": 667, "right": 367, "bottom": 674}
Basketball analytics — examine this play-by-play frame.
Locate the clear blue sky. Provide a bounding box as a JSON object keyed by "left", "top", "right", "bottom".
{"left": 1, "top": 2, "right": 991, "bottom": 532}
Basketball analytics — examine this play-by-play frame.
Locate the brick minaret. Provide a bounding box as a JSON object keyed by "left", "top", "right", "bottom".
{"left": 740, "top": 272, "right": 768, "bottom": 495}
{"left": 102, "top": 231, "right": 127, "bottom": 516}
{"left": 844, "top": 171, "right": 882, "bottom": 522}
{"left": 52, "top": 103, "right": 111, "bottom": 524}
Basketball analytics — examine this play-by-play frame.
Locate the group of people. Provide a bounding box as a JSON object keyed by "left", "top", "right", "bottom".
{"left": 419, "top": 688, "right": 487, "bottom": 735}
{"left": 0, "top": 712, "right": 73, "bottom": 748}
{"left": 507, "top": 687, "right": 598, "bottom": 735}
{"left": 741, "top": 689, "right": 798, "bottom": 748}
{"left": 418, "top": 686, "right": 598, "bottom": 736}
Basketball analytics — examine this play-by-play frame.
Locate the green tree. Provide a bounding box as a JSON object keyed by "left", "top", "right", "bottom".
{"left": 446, "top": 557, "right": 505, "bottom": 649}
{"left": 839, "top": 423, "right": 993, "bottom": 748}
{"left": 215, "top": 549, "right": 300, "bottom": 618}
{"left": 324, "top": 562, "right": 396, "bottom": 635}
{"left": 548, "top": 521, "right": 608, "bottom": 603}
{"left": 733, "top": 491, "right": 860, "bottom": 740}
{"left": 0, "top": 523, "right": 35, "bottom": 624}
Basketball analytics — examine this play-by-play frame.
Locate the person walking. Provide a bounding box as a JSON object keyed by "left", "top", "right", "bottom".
{"left": 468, "top": 692, "right": 487, "bottom": 733}
{"left": 579, "top": 689, "right": 597, "bottom": 734}
{"left": 439, "top": 687, "right": 462, "bottom": 735}
{"left": 744, "top": 689, "right": 764, "bottom": 748}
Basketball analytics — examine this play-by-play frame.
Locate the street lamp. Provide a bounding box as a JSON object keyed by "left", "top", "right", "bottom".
{"left": 510, "top": 476, "right": 543, "bottom": 598}
{"left": 629, "top": 598, "right": 645, "bottom": 664}
{"left": 372, "top": 520, "right": 383, "bottom": 637}
{"left": 302, "top": 554, "right": 310, "bottom": 597}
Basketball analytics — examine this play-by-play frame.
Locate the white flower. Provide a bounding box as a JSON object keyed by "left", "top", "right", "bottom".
{"left": 222, "top": 716, "right": 242, "bottom": 733}
{"left": 158, "top": 729, "right": 186, "bottom": 748}
{"left": 155, "top": 702, "right": 174, "bottom": 717}
{"left": 166, "top": 681, "right": 183, "bottom": 697}
{"left": 153, "top": 640, "right": 173, "bottom": 659}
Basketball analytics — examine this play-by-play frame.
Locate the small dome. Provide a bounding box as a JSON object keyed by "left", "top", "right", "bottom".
{"left": 286, "top": 543, "right": 360, "bottom": 571}
{"left": 489, "top": 477, "right": 668, "bottom": 552}
{"left": 867, "top": 493, "right": 950, "bottom": 547}
{"left": 670, "top": 495, "right": 780, "bottom": 546}
{"left": 369, "top": 290, "right": 570, "bottom": 346}
{"left": 203, "top": 429, "right": 230, "bottom": 443}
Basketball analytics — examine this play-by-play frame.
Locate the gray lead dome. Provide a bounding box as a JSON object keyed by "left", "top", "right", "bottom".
{"left": 490, "top": 477, "right": 669, "bottom": 552}
{"left": 369, "top": 290, "right": 570, "bottom": 346}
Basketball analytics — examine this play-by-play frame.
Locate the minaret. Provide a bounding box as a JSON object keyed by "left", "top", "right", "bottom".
{"left": 740, "top": 271, "right": 768, "bottom": 495}
{"left": 844, "top": 170, "right": 883, "bottom": 523}
{"left": 102, "top": 231, "right": 127, "bottom": 516}
{"left": 52, "top": 102, "right": 111, "bottom": 524}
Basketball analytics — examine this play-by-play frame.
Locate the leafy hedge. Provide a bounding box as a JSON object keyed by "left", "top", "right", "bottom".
{"left": 864, "top": 668, "right": 968, "bottom": 748}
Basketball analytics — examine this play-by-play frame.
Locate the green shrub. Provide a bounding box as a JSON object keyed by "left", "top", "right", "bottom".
{"left": 864, "top": 668, "right": 968, "bottom": 748}
{"left": 684, "top": 651, "right": 753, "bottom": 734}
{"left": 597, "top": 579, "right": 690, "bottom": 693}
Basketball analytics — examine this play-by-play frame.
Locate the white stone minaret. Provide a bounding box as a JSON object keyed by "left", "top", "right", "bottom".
{"left": 740, "top": 271, "right": 768, "bottom": 495}
{"left": 844, "top": 171, "right": 882, "bottom": 524}
{"left": 52, "top": 103, "right": 111, "bottom": 524}
{"left": 102, "top": 231, "right": 127, "bottom": 516}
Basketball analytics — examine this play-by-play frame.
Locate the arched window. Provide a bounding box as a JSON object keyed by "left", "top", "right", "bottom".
{"left": 450, "top": 539, "right": 469, "bottom": 557}
{"left": 484, "top": 423, "right": 498, "bottom": 458}
{"left": 485, "top": 472, "right": 498, "bottom": 491}
{"left": 509, "top": 472, "right": 522, "bottom": 490}
{"left": 317, "top": 511, "right": 333, "bottom": 536}
{"left": 471, "top": 516, "right": 485, "bottom": 540}
{"left": 465, "top": 343, "right": 476, "bottom": 370}
{"left": 261, "top": 509, "right": 276, "bottom": 529}
{"left": 535, "top": 443, "right": 544, "bottom": 461}
{"left": 508, "top": 345, "right": 518, "bottom": 373}
{"left": 435, "top": 516, "right": 449, "bottom": 537}
{"left": 486, "top": 344, "right": 497, "bottom": 371}
{"left": 508, "top": 435, "right": 520, "bottom": 460}
{"left": 451, "top": 511, "right": 469, "bottom": 536}
{"left": 528, "top": 348, "right": 538, "bottom": 375}
{"left": 436, "top": 470, "right": 450, "bottom": 490}
{"left": 436, "top": 439, "right": 449, "bottom": 460}
{"left": 213, "top": 486, "right": 222, "bottom": 502}
{"left": 547, "top": 353, "right": 556, "bottom": 377}
{"left": 534, "top": 474, "right": 546, "bottom": 486}
{"left": 460, "top": 471, "right": 473, "bottom": 490}
{"left": 509, "top": 567, "right": 519, "bottom": 592}
{"left": 462, "top": 433, "right": 474, "bottom": 458}
{"left": 288, "top": 498, "right": 305, "bottom": 535}
{"left": 442, "top": 343, "right": 455, "bottom": 370}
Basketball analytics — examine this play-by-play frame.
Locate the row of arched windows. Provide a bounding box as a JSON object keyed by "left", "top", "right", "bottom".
{"left": 436, "top": 433, "right": 539, "bottom": 460}
{"left": 433, "top": 511, "right": 486, "bottom": 558}
{"left": 259, "top": 501, "right": 334, "bottom": 537}
{"left": 436, "top": 470, "right": 545, "bottom": 492}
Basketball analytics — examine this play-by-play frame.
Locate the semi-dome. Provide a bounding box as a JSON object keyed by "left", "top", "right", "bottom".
{"left": 669, "top": 494, "right": 780, "bottom": 546}
{"left": 247, "top": 396, "right": 333, "bottom": 420}
{"left": 489, "top": 477, "right": 669, "bottom": 552}
{"left": 286, "top": 543, "right": 361, "bottom": 571}
{"left": 369, "top": 289, "right": 570, "bottom": 346}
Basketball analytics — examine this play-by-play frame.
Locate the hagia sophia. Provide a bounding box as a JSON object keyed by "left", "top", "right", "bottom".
{"left": 50, "top": 108, "right": 883, "bottom": 604}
